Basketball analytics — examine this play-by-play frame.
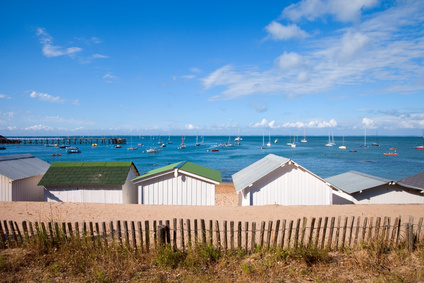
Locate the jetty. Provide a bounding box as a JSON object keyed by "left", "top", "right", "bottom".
{"left": 2, "top": 136, "right": 127, "bottom": 145}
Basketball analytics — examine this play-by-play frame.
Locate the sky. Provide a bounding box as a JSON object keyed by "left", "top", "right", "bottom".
{"left": 0, "top": 0, "right": 423, "bottom": 137}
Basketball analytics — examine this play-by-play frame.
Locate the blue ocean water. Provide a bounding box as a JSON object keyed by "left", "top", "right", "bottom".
{"left": 1, "top": 136, "right": 423, "bottom": 182}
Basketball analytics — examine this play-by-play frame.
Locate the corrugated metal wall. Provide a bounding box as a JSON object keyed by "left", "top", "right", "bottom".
{"left": 122, "top": 170, "right": 138, "bottom": 204}
{"left": 12, "top": 175, "right": 45, "bottom": 201}
{"left": 240, "top": 164, "right": 332, "bottom": 206}
{"left": 1, "top": 175, "right": 44, "bottom": 202}
{"left": 45, "top": 186, "right": 123, "bottom": 203}
{"left": 139, "top": 173, "right": 215, "bottom": 205}
{"left": 0, "top": 175, "right": 12, "bottom": 201}
{"left": 353, "top": 184, "right": 424, "bottom": 204}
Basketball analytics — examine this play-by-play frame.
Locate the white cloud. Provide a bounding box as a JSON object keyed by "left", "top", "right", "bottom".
{"left": 265, "top": 21, "right": 309, "bottom": 40}
{"left": 185, "top": 124, "right": 199, "bottom": 130}
{"left": 24, "top": 124, "right": 54, "bottom": 131}
{"left": 181, "top": 75, "right": 195, "bottom": 79}
{"left": 202, "top": 1, "right": 424, "bottom": 100}
{"left": 103, "top": 73, "right": 117, "bottom": 82}
{"left": 36, "top": 28, "right": 82, "bottom": 58}
{"left": 281, "top": 0, "right": 379, "bottom": 23}
{"left": 92, "top": 54, "right": 109, "bottom": 59}
{"left": 190, "top": 67, "right": 202, "bottom": 73}
{"left": 0, "top": 94, "right": 11, "bottom": 99}
{"left": 249, "top": 118, "right": 276, "bottom": 128}
{"left": 73, "top": 99, "right": 80, "bottom": 106}
{"left": 29, "top": 91, "right": 64, "bottom": 103}
{"left": 276, "top": 52, "right": 305, "bottom": 70}
{"left": 7, "top": 126, "right": 16, "bottom": 131}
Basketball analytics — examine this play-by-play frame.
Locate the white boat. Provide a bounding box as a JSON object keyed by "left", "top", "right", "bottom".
{"left": 267, "top": 134, "right": 271, "bottom": 147}
{"left": 195, "top": 136, "right": 200, "bottom": 146}
{"left": 274, "top": 138, "right": 278, "bottom": 143}
{"left": 227, "top": 136, "right": 234, "bottom": 147}
{"left": 325, "top": 132, "right": 333, "bottom": 146}
{"left": 301, "top": 128, "right": 307, "bottom": 142}
{"left": 339, "top": 135, "right": 346, "bottom": 149}
{"left": 360, "top": 128, "right": 369, "bottom": 148}
{"left": 180, "top": 136, "right": 186, "bottom": 149}
{"left": 157, "top": 136, "right": 163, "bottom": 145}
{"left": 127, "top": 136, "right": 138, "bottom": 150}
{"left": 261, "top": 133, "right": 265, "bottom": 149}
{"left": 146, "top": 148, "right": 158, "bottom": 153}
{"left": 235, "top": 130, "right": 242, "bottom": 141}
{"left": 66, "top": 147, "right": 81, "bottom": 153}
{"left": 167, "top": 133, "right": 172, "bottom": 144}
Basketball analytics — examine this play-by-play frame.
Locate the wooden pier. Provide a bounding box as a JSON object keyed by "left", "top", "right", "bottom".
{"left": 3, "top": 137, "right": 127, "bottom": 145}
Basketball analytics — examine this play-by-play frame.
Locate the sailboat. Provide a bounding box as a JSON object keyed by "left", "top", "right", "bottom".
{"left": 227, "top": 136, "right": 234, "bottom": 147}
{"left": 301, "top": 128, "right": 307, "bottom": 143}
{"left": 195, "top": 135, "right": 200, "bottom": 146}
{"left": 167, "top": 133, "right": 172, "bottom": 144}
{"left": 127, "top": 136, "right": 138, "bottom": 150}
{"left": 179, "top": 136, "right": 186, "bottom": 149}
{"left": 339, "top": 135, "right": 346, "bottom": 149}
{"left": 360, "top": 128, "right": 369, "bottom": 148}
{"left": 291, "top": 135, "right": 296, "bottom": 148}
{"left": 325, "top": 131, "right": 333, "bottom": 147}
{"left": 267, "top": 133, "right": 271, "bottom": 147}
{"left": 235, "top": 130, "right": 242, "bottom": 142}
{"left": 414, "top": 131, "right": 424, "bottom": 149}
{"left": 261, "top": 133, "right": 265, "bottom": 149}
{"left": 372, "top": 130, "right": 380, "bottom": 146}
{"left": 157, "top": 135, "right": 163, "bottom": 145}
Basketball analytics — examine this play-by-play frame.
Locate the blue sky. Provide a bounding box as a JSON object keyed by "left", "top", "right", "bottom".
{"left": 0, "top": 0, "right": 423, "bottom": 136}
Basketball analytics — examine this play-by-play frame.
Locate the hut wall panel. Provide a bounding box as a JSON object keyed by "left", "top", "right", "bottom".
{"left": 138, "top": 173, "right": 215, "bottom": 205}
{"left": 11, "top": 175, "right": 45, "bottom": 201}
{"left": 242, "top": 164, "right": 332, "bottom": 206}
{"left": 0, "top": 175, "right": 12, "bottom": 201}
{"left": 45, "top": 186, "right": 122, "bottom": 203}
{"left": 354, "top": 184, "right": 424, "bottom": 204}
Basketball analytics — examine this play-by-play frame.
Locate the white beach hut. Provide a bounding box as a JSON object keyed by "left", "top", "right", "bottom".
{"left": 327, "top": 171, "right": 424, "bottom": 204}
{"left": 133, "top": 161, "right": 221, "bottom": 205}
{"left": 38, "top": 162, "right": 140, "bottom": 204}
{"left": 232, "top": 154, "right": 334, "bottom": 206}
{"left": 0, "top": 154, "right": 50, "bottom": 201}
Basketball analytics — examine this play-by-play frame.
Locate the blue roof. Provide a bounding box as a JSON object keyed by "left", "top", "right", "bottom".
{"left": 0, "top": 154, "right": 50, "bottom": 180}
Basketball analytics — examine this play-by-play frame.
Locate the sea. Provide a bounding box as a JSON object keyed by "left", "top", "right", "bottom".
{"left": 1, "top": 136, "right": 423, "bottom": 182}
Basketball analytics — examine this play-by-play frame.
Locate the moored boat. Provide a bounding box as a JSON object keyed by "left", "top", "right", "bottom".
{"left": 66, "top": 147, "right": 81, "bottom": 153}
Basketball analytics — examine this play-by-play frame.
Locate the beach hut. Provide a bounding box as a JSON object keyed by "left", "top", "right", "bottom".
{"left": 0, "top": 154, "right": 50, "bottom": 201}
{"left": 38, "top": 162, "right": 140, "bottom": 204}
{"left": 232, "top": 154, "right": 334, "bottom": 206}
{"left": 133, "top": 161, "right": 221, "bottom": 205}
{"left": 326, "top": 171, "right": 424, "bottom": 204}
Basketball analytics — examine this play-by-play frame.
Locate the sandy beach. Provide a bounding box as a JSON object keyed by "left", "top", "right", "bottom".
{"left": 1, "top": 183, "right": 424, "bottom": 224}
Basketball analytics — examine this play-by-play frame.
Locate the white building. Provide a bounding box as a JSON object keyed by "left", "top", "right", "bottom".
{"left": 0, "top": 154, "right": 50, "bottom": 201}
{"left": 232, "top": 154, "right": 334, "bottom": 206}
{"left": 39, "top": 162, "right": 140, "bottom": 204}
{"left": 133, "top": 161, "right": 221, "bottom": 205}
{"left": 327, "top": 171, "right": 424, "bottom": 204}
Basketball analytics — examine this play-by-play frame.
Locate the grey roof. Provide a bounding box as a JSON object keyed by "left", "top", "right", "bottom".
{"left": 232, "top": 154, "right": 290, "bottom": 193}
{"left": 0, "top": 154, "right": 50, "bottom": 181}
{"left": 398, "top": 171, "right": 424, "bottom": 191}
{"left": 325, "top": 171, "right": 392, "bottom": 194}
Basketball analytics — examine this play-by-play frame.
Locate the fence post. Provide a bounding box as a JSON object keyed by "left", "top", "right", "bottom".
{"left": 273, "top": 220, "right": 280, "bottom": 249}
{"left": 348, "top": 216, "right": 354, "bottom": 247}
{"left": 244, "top": 221, "right": 249, "bottom": 253}
{"left": 230, "top": 221, "right": 235, "bottom": 250}
{"left": 266, "top": 221, "right": 273, "bottom": 250}
{"left": 417, "top": 217, "right": 423, "bottom": 243}
{"left": 409, "top": 216, "right": 414, "bottom": 251}
{"left": 315, "top": 218, "right": 322, "bottom": 249}
{"left": 341, "top": 217, "right": 348, "bottom": 249}
{"left": 201, "top": 219, "right": 207, "bottom": 246}
{"left": 137, "top": 221, "right": 143, "bottom": 252}
{"left": 335, "top": 217, "right": 341, "bottom": 250}
{"left": 251, "top": 222, "right": 256, "bottom": 253}
{"left": 361, "top": 217, "right": 368, "bottom": 244}
{"left": 327, "top": 217, "right": 335, "bottom": 250}
{"left": 75, "top": 222, "right": 81, "bottom": 246}
{"left": 22, "top": 221, "right": 29, "bottom": 243}
{"left": 287, "top": 220, "right": 293, "bottom": 249}
{"left": 210, "top": 220, "right": 214, "bottom": 247}
{"left": 259, "top": 221, "right": 266, "bottom": 248}
{"left": 280, "top": 220, "right": 286, "bottom": 250}
{"left": 223, "top": 220, "right": 228, "bottom": 251}
{"left": 194, "top": 219, "right": 198, "bottom": 245}
{"left": 354, "top": 216, "right": 360, "bottom": 245}
{"left": 145, "top": 220, "right": 150, "bottom": 253}
{"left": 187, "top": 219, "right": 192, "bottom": 248}
{"left": 158, "top": 224, "right": 167, "bottom": 247}
{"left": 173, "top": 218, "right": 177, "bottom": 250}
{"left": 0, "top": 221, "right": 5, "bottom": 249}
{"left": 131, "top": 221, "right": 137, "bottom": 250}
{"left": 237, "top": 221, "right": 242, "bottom": 251}
{"left": 216, "top": 220, "right": 221, "bottom": 251}
{"left": 102, "top": 222, "right": 108, "bottom": 248}
{"left": 367, "top": 217, "right": 374, "bottom": 243}
{"left": 321, "top": 217, "right": 328, "bottom": 249}
{"left": 308, "top": 218, "right": 315, "bottom": 248}
{"left": 294, "top": 218, "right": 301, "bottom": 249}
{"left": 180, "top": 219, "right": 185, "bottom": 251}
{"left": 300, "top": 217, "right": 307, "bottom": 247}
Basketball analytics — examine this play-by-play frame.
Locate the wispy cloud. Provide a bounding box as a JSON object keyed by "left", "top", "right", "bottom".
{"left": 92, "top": 54, "right": 109, "bottom": 59}
{"left": 24, "top": 124, "right": 54, "bottom": 131}
{"left": 0, "top": 94, "right": 11, "bottom": 99}
{"left": 103, "top": 73, "right": 118, "bottom": 82}
{"left": 29, "top": 91, "right": 64, "bottom": 103}
{"left": 36, "top": 28, "right": 82, "bottom": 58}
{"left": 265, "top": 21, "right": 309, "bottom": 40}
{"left": 44, "top": 116, "right": 95, "bottom": 125}
{"left": 201, "top": 0, "right": 424, "bottom": 101}
{"left": 249, "top": 118, "right": 338, "bottom": 129}
{"left": 185, "top": 124, "right": 200, "bottom": 130}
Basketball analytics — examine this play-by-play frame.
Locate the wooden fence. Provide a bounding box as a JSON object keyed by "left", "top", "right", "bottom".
{"left": 1, "top": 216, "right": 423, "bottom": 252}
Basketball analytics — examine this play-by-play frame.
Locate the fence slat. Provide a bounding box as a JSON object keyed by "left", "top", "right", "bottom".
{"left": 294, "top": 218, "right": 301, "bottom": 249}
{"left": 280, "top": 220, "right": 286, "bottom": 249}
{"left": 173, "top": 219, "right": 177, "bottom": 250}
{"left": 244, "top": 222, "right": 249, "bottom": 253}
{"left": 367, "top": 217, "right": 374, "bottom": 242}
{"left": 180, "top": 219, "right": 185, "bottom": 251}
{"left": 259, "top": 221, "right": 266, "bottom": 248}
{"left": 321, "top": 217, "right": 328, "bottom": 249}
{"left": 102, "top": 222, "right": 108, "bottom": 248}
{"left": 354, "top": 216, "right": 360, "bottom": 245}
{"left": 131, "top": 221, "right": 137, "bottom": 250}
{"left": 187, "top": 219, "right": 191, "bottom": 247}
{"left": 230, "top": 221, "right": 235, "bottom": 250}
{"left": 0, "top": 221, "right": 5, "bottom": 249}
{"left": 251, "top": 222, "right": 256, "bottom": 252}
{"left": 315, "top": 218, "right": 322, "bottom": 249}
{"left": 300, "top": 217, "right": 307, "bottom": 247}
{"left": 201, "top": 219, "right": 206, "bottom": 246}
{"left": 273, "top": 220, "right": 280, "bottom": 249}
{"left": 417, "top": 217, "right": 423, "bottom": 243}
{"left": 375, "top": 217, "right": 381, "bottom": 241}
{"left": 341, "top": 217, "right": 348, "bottom": 250}
{"left": 194, "top": 219, "right": 198, "bottom": 245}
{"left": 223, "top": 220, "right": 228, "bottom": 251}
{"left": 266, "top": 221, "right": 273, "bottom": 250}
{"left": 308, "top": 218, "right": 315, "bottom": 248}
{"left": 287, "top": 220, "right": 293, "bottom": 249}
{"left": 209, "top": 220, "right": 214, "bottom": 247}
{"left": 328, "top": 217, "right": 335, "bottom": 250}
{"left": 216, "top": 220, "right": 221, "bottom": 251}
{"left": 137, "top": 221, "right": 143, "bottom": 252}
{"left": 335, "top": 216, "right": 341, "bottom": 250}
{"left": 361, "top": 217, "right": 368, "bottom": 243}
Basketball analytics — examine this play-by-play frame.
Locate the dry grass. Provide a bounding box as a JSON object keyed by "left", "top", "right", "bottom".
{"left": 1, "top": 239, "right": 424, "bottom": 282}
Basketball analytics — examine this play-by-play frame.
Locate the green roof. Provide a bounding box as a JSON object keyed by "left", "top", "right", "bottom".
{"left": 132, "top": 161, "right": 222, "bottom": 183}
{"left": 38, "top": 162, "right": 138, "bottom": 186}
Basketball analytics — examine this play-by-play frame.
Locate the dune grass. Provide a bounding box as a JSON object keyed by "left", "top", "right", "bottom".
{"left": 1, "top": 236, "right": 424, "bottom": 282}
